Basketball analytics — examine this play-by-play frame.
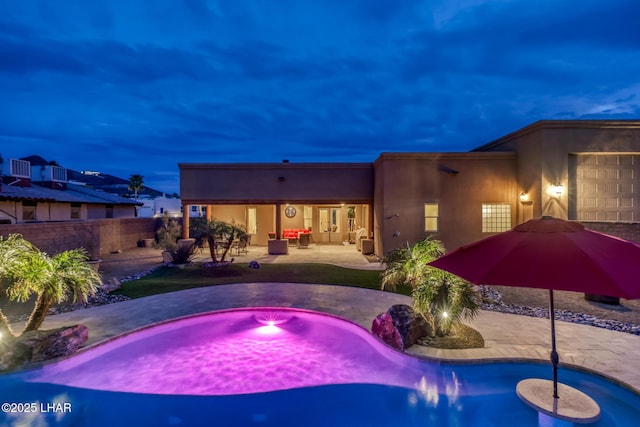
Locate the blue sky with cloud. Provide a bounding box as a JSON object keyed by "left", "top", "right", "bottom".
{"left": 1, "top": 0, "right": 639, "bottom": 194}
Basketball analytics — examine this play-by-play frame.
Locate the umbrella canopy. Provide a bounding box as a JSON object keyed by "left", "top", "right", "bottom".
{"left": 428, "top": 216, "right": 640, "bottom": 419}
{"left": 429, "top": 216, "right": 640, "bottom": 299}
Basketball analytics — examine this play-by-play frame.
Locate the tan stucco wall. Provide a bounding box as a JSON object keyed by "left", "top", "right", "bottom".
{"left": 208, "top": 205, "right": 246, "bottom": 225}
{"left": 478, "top": 121, "right": 640, "bottom": 221}
{"left": 179, "top": 163, "right": 374, "bottom": 204}
{"left": 373, "top": 152, "right": 517, "bottom": 255}
{"left": 0, "top": 201, "right": 18, "bottom": 223}
{"left": 48, "top": 203, "right": 71, "bottom": 221}
{"left": 87, "top": 205, "right": 105, "bottom": 219}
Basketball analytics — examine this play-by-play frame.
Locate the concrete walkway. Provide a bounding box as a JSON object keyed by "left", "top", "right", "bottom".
{"left": 36, "top": 282, "right": 640, "bottom": 393}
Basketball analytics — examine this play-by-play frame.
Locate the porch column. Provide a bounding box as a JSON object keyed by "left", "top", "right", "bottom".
{"left": 206, "top": 204, "right": 213, "bottom": 222}
{"left": 367, "top": 203, "right": 374, "bottom": 239}
{"left": 275, "top": 202, "right": 282, "bottom": 239}
{"left": 182, "top": 203, "right": 190, "bottom": 239}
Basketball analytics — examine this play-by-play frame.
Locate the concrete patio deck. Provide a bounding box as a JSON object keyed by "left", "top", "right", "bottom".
{"left": 13, "top": 243, "right": 640, "bottom": 394}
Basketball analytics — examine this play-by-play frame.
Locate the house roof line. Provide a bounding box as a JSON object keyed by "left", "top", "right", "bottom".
{"left": 471, "top": 119, "right": 640, "bottom": 152}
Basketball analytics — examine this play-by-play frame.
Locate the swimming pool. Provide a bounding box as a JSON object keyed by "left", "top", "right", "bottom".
{"left": 1, "top": 308, "right": 638, "bottom": 426}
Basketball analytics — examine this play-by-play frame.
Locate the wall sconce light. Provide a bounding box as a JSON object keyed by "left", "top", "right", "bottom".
{"left": 519, "top": 192, "right": 533, "bottom": 205}
{"left": 551, "top": 184, "right": 564, "bottom": 197}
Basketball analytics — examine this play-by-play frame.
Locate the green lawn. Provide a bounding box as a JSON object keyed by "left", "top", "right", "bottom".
{"left": 114, "top": 262, "right": 412, "bottom": 299}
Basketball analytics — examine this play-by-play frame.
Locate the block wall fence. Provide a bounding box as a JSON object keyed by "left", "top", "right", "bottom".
{"left": 0, "top": 218, "right": 156, "bottom": 258}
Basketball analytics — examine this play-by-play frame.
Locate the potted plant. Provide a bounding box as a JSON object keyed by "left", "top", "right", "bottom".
{"left": 82, "top": 231, "right": 102, "bottom": 271}
{"left": 154, "top": 213, "right": 186, "bottom": 264}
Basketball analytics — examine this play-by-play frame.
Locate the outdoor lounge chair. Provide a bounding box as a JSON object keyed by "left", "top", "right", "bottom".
{"left": 297, "top": 232, "right": 310, "bottom": 248}
{"left": 232, "top": 237, "right": 249, "bottom": 255}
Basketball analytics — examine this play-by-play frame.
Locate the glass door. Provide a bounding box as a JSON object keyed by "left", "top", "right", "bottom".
{"left": 319, "top": 207, "right": 341, "bottom": 243}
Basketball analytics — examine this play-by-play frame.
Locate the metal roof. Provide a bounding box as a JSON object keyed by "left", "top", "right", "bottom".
{"left": 0, "top": 182, "right": 142, "bottom": 205}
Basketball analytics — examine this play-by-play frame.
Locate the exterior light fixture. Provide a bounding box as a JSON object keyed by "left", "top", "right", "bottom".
{"left": 441, "top": 311, "right": 448, "bottom": 319}
{"left": 551, "top": 184, "right": 564, "bottom": 197}
{"left": 520, "top": 192, "right": 533, "bottom": 205}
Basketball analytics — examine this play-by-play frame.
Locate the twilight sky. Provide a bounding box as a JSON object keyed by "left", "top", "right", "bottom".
{"left": 1, "top": 0, "right": 639, "bottom": 195}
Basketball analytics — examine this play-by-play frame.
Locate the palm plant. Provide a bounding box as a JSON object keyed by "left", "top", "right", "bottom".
{"left": 381, "top": 237, "right": 479, "bottom": 336}
{"left": 0, "top": 234, "right": 101, "bottom": 335}
{"left": 0, "top": 234, "right": 37, "bottom": 336}
{"left": 128, "top": 174, "right": 144, "bottom": 199}
{"left": 412, "top": 269, "right": 479, "bottom": 336}
{"left": 190, "top": 219, "right": 249, "bottom": 263}
{"left": 381, "top": 238, "right": 445, "bottom": 291}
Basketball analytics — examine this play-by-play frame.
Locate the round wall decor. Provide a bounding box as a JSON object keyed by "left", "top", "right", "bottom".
{"left": 285, "top": 206, "right": 297, "bottom": 218}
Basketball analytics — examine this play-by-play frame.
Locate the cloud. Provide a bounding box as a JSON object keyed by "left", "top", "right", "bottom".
{"left": 1, "top": 0, "right": 639, "bottom": 196}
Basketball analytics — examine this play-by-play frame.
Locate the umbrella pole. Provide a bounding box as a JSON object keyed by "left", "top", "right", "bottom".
{"left": 549, "top": 289, "right": 559, "bottom": 399}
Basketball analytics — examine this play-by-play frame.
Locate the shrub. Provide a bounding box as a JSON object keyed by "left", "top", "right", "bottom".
{"left": 381, "top": 237, "right": 480, "bottom": 337}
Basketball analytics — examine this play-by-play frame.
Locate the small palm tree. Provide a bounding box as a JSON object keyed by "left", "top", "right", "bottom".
{"left": 381, "top": 237, "right": 479, "bottom": 336}
{"left": 128, "top": 174, "right": 144, "bottom": 199}
{"left": 1, "top": 234, "right": 101, "bottom": 334}
{"left": 412, "top": 268, "right": 479, "bottom": 336}
{"left": 381, "top": 238, "right": 445, "bottom": 291}
{"left": 0, "top": 234, "right": 38, "bottom": 336}
{"left": 190, "top": 219, "right": 249, "bottom": 263}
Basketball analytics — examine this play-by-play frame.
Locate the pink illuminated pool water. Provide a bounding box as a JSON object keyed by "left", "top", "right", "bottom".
{"left": 28, "top": 308, "right": 426, "bottom": 395}
{"left": 2, "top": 307, "right": 640, "bottom": 427}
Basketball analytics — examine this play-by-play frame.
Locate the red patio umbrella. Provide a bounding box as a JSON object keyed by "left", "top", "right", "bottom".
{"left": 428, "top": 216, "right": 640, "bottom": 413}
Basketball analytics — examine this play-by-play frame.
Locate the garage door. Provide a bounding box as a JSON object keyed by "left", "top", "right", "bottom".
{"left": 575, "top": 154, "right": 637, "bottom": 222}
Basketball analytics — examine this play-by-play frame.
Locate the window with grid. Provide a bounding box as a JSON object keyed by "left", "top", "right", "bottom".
{"left": 482, "top": 203, "right": 511, "bottom": 232}
{"left": 424, "top": 203, "right": 439, "bottom": 232}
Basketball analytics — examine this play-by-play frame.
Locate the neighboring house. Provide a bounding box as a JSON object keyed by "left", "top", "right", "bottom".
{"left": 179, "top": 120, "right": 640, "bottom": 255}
{"left": 64, "top": 162, "right": 202, "bottom": 218}
{"left": 65, "top": 166, "right": 165, "bottom": 199}
{"left": 0, "top": 158, "right": 141, "bottom": 224}
{"left": 134, "top": 195, "right": 205, "bottom": 218}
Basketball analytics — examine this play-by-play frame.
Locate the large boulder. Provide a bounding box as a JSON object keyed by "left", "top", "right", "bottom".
{"left": 387, "top": 304, "right": 431, "bottom": 349}
{"left": 371, "top": 305, "right": 431, "bottom": 351}
{"left": 17, "top": 324, "right": 89, "bottom": 363}
{"left": 371, "top": 312, "right": 404, "bottom": 350}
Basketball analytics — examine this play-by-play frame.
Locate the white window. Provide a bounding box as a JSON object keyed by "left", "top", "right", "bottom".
{"left": 247, "top": 207, "right": 257, "bottom": 235}
{"left": 482, "top": 203, "right": 511, "bottom": 232}
{"left": 424, "top": 203, "right": 439, "bottom": 232}
{"left": 304, "top": 206, "right": 313, "bottom": 229}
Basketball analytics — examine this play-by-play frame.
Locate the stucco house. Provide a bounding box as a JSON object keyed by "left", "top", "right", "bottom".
{"left": 180, "top": 120, "right": 640, "bottom": 257}
{"left": 0, "top": 157, "right": 141, "bottom": 224}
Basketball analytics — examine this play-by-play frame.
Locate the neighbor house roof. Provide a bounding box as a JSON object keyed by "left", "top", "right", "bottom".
{"left": 0, "top": 182, "right": 142, "bottom": 205}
